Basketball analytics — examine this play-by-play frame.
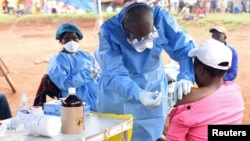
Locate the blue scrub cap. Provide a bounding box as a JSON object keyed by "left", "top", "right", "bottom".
{"left": 56, "top": 22, "right": 83, "bottom": 40}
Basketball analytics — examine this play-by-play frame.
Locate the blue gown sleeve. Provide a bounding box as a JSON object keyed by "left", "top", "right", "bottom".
{"left": 98, "top": 29, "right": 142, "bottom": 101}
{"left": 154, "top": 7, "right": 195, "bottom": 83}
{"left": 47, "top": 51, "right": 95, "bottom": 91}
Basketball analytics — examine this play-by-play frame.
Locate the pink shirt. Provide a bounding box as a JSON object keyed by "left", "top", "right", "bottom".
{"left": 166, "top": 83, "right": 244, "bottom": 141}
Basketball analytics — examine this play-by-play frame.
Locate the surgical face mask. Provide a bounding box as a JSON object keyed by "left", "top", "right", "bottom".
{"left": 129, "top": 40, "right": 154, "bottom": 52}
{"left": 63, "top": 40, "right": 79, "bottom": 53}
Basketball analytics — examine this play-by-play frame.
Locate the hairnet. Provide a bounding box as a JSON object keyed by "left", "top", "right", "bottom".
{"left": 56, "top": 22, "right": 83, "bottom": 40}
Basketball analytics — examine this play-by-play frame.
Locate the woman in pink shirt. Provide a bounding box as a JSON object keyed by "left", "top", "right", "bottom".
{"left": 166, "top": 38, "right": 245, "bottom": 141}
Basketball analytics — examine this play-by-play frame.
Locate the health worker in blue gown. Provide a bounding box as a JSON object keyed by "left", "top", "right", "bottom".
{"left": 95, "top": 2, "right": 196, "bottom": 141}
{"left": 47, "top": 22, "right": 99, "bottom": 111}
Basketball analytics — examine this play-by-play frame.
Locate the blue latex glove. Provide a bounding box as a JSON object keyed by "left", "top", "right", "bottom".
{"left": 174, "top": 79, "right": 193, "bottom": 101}
{"left": 139, "top": 91, "right": 162, "bottom": 108}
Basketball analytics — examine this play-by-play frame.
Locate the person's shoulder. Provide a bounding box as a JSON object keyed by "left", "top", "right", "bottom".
{"left": 153, "top": 6, "right": 174, "bottom": 25}
{"left": 225, "top": 44, "right": 238, "bottom": 57}
{"left": 48, "top": 52, "right": 67, "bottom": 66}
{"left": 100, "top": 11, "right": 125, "bottom": 37}
{"left": 101, "top": 17, "right": 122, "bottom": 36}
{"left": 226, "top": 43, "right": 236, "bottom": 49}
{"left": 152, "top": 5, "right": 169, "bottom": 15}
{"left": 227, "top": 44, "right": 238, "bottom": 53}
{"left": 223, "top": 82, "right": 241, "bottom": 92}
{"left": 176, "top": 87, "right": 214, "bottom": 106}
{"left": 76, "top": 50, "right": 92, "bottom": 56}
{"left": 50, "top": 52, "right": 62, "bottom": 59}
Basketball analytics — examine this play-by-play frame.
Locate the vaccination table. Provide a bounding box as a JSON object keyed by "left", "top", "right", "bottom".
{"left": 0, "top": 112, "right": 133, "bottom": 141}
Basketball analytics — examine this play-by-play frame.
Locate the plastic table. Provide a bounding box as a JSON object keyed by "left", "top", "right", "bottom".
{"left": 0, "top": 112, "right": 133, "bottom": 141}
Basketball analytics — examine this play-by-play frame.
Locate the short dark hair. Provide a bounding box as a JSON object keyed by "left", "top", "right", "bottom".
{"left": 194, "top": 57, "right": 227, "bottom": 78}
{"left": 123, "top": 3, "right": 153, "bottom": 28}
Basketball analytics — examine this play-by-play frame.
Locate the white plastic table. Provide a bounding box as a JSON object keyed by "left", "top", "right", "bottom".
{"left": 0, "top": 113, "right": 133, "bottom": 141}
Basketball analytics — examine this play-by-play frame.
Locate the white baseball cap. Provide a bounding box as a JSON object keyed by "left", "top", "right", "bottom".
{"left": 188, "top": 38, "right": 232, "bottom": 70}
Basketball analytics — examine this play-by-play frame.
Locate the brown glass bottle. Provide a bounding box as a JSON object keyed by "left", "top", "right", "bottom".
{"left": 61, "top": 87, "right": 83, "bottom": 107}
{"left": 61, "top": 87, "right": 84, "bottom": 134}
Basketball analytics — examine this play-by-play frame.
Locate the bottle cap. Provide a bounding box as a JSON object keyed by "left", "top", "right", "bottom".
{"left": 21, "top": 93, "right": 28, "bottom": 103}
{"left": 68, "top": 87, "right": 76, "bottom": 94}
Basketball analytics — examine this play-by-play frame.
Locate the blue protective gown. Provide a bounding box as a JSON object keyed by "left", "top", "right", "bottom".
{"left": 48, "top": 50, "right": 98, "bottom": 111}
{"left": 96, "top": 6, "right": 195, "bottom": 141}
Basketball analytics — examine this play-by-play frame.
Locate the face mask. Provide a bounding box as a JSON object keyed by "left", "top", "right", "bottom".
{"left": 132, "top": 40, "right": 154, "bottom": 52}
{"left": 63, "top": 41, "right": 79, "bottom": 53}
{"left": 127, "top": 26, "right": 158, "bottom": 52}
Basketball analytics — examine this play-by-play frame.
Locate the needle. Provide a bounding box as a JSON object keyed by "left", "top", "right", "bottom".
{"left": 155, "top": 93, "right": 171, "bottom": 99}
{"left": 161, "top": 95, "right": 171, "bottom": 99}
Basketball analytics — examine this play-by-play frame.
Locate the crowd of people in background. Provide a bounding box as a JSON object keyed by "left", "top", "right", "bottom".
{"left": 2, "top": 0, "right": 250, "bottom": 17}
{"left": 173, "top": 0, "right": 250, "bottom": 20}
{"left": 1, "top": 0, "right": 89, "bottom": 16}
{"left": 165, "top": 0, "right": 250, "bottom": 14}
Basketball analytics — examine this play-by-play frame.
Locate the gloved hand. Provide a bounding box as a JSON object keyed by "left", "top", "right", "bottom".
{"left": 139, "top": 91, "right": 162, "bottom": 108}
{"left": 174, "top": 79, "right": 193, "bottom": 101}
{"left": 89, "top": 67, "right": 100, "bottom": 80}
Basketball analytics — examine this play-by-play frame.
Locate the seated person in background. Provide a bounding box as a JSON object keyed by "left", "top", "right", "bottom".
{"left": 166, "top": 38, "right": 245, "bottom": 141}
{"left": 209, "top": 26, "right": 238, "bottom": 82}
{"left": 178, "top": 0, "right": 185, "bottom": 13}
{"left": 196, "top": 4, "right": 206, "bottom": 18}
{"left": 47, "top": 22, "right": 99, "bottom": 111}
{"left": 181, "top": 3, "right": 194, "bottom": 21}
{"left": 0, "top": 93, "right": 12, "bottom": 120}
{"left": 2, "top": 0, "right": 8, "bottom": 14}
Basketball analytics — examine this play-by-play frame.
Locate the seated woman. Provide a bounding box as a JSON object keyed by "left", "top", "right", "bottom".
{"left": 166, "top": 38, "right": 245, "bottom": 141}
{"left": 47, "top": 22, "right": 99, "bottom": 111}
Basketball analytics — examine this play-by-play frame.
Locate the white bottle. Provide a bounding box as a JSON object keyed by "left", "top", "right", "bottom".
{"left": 17, "top": 93, "right": 31, "bottom": 115}
{"left": 10, "top": 93, "right": 31, "bottom": 131}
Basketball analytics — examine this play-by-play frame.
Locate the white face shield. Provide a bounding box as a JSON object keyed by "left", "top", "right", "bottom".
{"left": 127, "top": 27, "right": 159, "bottom": 52}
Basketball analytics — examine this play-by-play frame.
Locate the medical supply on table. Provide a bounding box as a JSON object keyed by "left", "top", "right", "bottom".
{"left": 24, "top": 114, "right": 61, "bottom": 137}
{"left": 8, "top": 93, "right": 61, "bottom": 137}
{"left": 9, "top": 93, "right": 31, "bottom": 131}
{"left": 9, "top": 111, "right": 61, "bottom": 137}
{"left": 1, "top": 113, "right": 133, "bottom": 141}
{"left": 61, "top": 87, "right": 84, "bottom": 134}
{"left": 17, "top": 92, "right": 31, "bottom": 114}
{"left": 43, "top": 99, "right": 61, "bottom": 116}
{"left": 43, "top": 100, "right": 90, "bottom": 116}
{"left": 31, "top": 106, "right": 43, "bottom": 115}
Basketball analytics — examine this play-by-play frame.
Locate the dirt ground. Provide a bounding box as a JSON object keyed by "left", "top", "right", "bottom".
{"left": 0, "top": 18, "right": 249, "bottom": 124}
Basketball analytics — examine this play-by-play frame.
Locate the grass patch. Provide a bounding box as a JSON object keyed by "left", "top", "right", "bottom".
{"left": 171, "top": 13, "right": 250, "bottom": 35}
{"left": 0, "top": 12, "right": 250, "bottom": 30}
{"left": 0, "top": 14, "right": 16, "bottom": 23}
